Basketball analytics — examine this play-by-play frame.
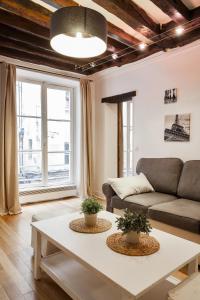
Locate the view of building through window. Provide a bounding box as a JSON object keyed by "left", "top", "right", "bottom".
{"left": 122, "top": 100, "right": 134, "bottom": 176}
{"left": 16, "top": 81, "right": 74, "bottom": 189}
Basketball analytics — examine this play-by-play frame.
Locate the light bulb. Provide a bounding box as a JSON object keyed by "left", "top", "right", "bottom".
{"left": 175, "top": 26, "right": 184, "bottom": 36}
{"left": 112, "top": 53, "right": 118, "bottom": 60}
{"left": 76, "top": 32, "right": 83, "bottom": 38}
{"left": 139, "top": 43, "right": 147, "bottom": 50}
{"left": 90, "top": 62, "right": 96, "bottom": 68}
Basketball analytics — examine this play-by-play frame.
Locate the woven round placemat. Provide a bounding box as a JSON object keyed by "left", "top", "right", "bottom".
{"left": 106, "top": 233, "right": 160, "bottom": 256}
{"left": 69, "top": 218, "right": 112, "bottom": 233}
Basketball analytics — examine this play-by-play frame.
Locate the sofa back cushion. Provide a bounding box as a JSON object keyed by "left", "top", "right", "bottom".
{"left": 136, "top": 158, "right": 183, "bottom": 195}
{"left": 177, "top": 160, "right": 200, "bottom": 201}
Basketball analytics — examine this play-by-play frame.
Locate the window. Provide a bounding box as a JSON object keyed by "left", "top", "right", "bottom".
{"left": 122, "top": 100, "right": 134, "bottom": 176}
{"left": 16, "top": 80, "right": 75, "bottom": 189}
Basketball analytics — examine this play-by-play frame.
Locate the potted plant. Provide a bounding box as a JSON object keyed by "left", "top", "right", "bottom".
{"left": 116, "top": 209, "right": 152, "bottom": 244}
{"left": 81, "top": 198, "right": 103, "bottom": 227}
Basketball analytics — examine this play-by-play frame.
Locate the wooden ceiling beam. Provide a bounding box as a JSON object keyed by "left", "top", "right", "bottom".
{"left": 0, "top": 9, "right": 50, "bottom": 38}
{"left": 88, "top": 24, "right": 200, "bottom": 75}
{"left": 0, "top": 0, "right": 51, "bottom": 27}
{"left": 0, "top": 20, "right": 118, "bottom": 65}
{"left": 0, "top": 35, "right": 77, "bottom": 67}
{"left": 0, "top": 46, "right": 81, "bottom": 73}
{"left": 92, "top": 0, "right": 159, "bottom": 37}
{"left": 0, "top": 0, "right": 138, "bottom": 50}
{"left": 151, "top": 0, "right": 191, "bottom": 23}
{"left": 176, "top": 26, "right": 200, "bottom": 46}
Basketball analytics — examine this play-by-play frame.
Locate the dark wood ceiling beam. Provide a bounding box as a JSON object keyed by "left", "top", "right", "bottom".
{"left": 0, "top": 9, "right": 50, "bottom": 38}
{"left": 176, "top": 26, "right": 200, "bottom": 46}
{"left": 107, "top": 23, "right": 140, "bottom": 48}
{"left": 0, "top": 20, "right": 118, "bottom": 65}
{"left": 89, "top": 24, "right": 200, "bottom": 74}
{"left": 0, "top": 46, "right": 80, "bottom": 73}
{"left": 151, "top": 0, "right": 191, "bottom": 23}
{"left": 0, "top": 21, "right": 119, "bottom": 56}
{"left": 92, "top": 0, "right": 160, "bottom": 37}
{"left": 0, "top": 0, "right": 138, "bottom": 50}
{"left": 191, "top": 6, "right": 200, "bottom": 19}
{"left": 0, "top": 35, "right": 77, "bottom": 66}
{"left": 0, "top": 0, "right": 51, "bottom": 27}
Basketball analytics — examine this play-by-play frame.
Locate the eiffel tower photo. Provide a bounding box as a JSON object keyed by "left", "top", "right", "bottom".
{"left": 164, "top": 114, "right": 190, "bottom": 142}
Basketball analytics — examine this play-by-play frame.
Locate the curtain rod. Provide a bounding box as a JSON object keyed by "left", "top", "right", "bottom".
{"left": 0, "top": 61, "right": 93, "bottom": 82}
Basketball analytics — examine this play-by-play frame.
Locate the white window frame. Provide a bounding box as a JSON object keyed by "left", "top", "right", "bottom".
{"left": 123, "top": 99, "right": 134, "bottom": 176}
{"left": 16, "top": 77, "right": 76, "bottom": 190}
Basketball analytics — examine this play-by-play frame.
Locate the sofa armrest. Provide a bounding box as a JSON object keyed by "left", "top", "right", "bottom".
{"left": 102, "top": 183, "right": 116, "bottom": 212}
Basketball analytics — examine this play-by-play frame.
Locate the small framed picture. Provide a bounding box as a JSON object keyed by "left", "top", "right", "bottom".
{"left": 164, "top": 88, "right": 177, "bottom": 104}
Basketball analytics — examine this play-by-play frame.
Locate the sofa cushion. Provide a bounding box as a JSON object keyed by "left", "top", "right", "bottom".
{"left": 177, "top": 160, "right": 200, "bottom": 202}
{"left": 111, "top": 192, "right": 177, "bottom": 215}
{"left": 107, "top": 173, "right": 154, "bottom": 199}
{"left": 149, "top": 199, "right": 200, "bottom": 233}
{"left": 136, "top": 158, "right": 183, "bottom": 195}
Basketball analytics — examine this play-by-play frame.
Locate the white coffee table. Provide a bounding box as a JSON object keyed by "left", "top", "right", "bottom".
{"left": 32, "top": 211, "right": 200, "bottom": 300}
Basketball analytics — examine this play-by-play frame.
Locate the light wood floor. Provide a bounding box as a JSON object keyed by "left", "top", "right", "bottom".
{"left": 0, "top": 198, "right": 196, "bottom": 299}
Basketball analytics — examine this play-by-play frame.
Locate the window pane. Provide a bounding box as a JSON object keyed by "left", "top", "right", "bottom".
{"left": 16, "top": 81, "right": 41, "bottom": 116}
{"left": 17, "top": 117, "right": 41, "bottom": 151}
{"left": 123, "top": 126, "right": 127, "bottom": 151}
{"left": 48, "top": 121, "right": 70, "bottom": 152}
{"left": 123, "top": 151, "right": 127, "bottom": 175}
{"left": 48, "top": 153, "right": 70, "bottom": 185}
{"left": 122, "top": 102, "right": 127, "bottom": 126}
{"left": 47, "top": 88, "right": 70, "bottom": 120}
{"left": 130, "top": 102, "right": 133, "bottom": 125}
{"left": 129, "top": 151, "right": 133, "bottom": 171}
{"left": 130, "top": 129, "right": 133, "bottom": 151}
{"left": 18, "top": 151, "right": 42, "bottom": 187}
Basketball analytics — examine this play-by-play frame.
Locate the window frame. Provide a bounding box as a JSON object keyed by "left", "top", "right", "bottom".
{"left": 123, "top": 99, "right": 134, "bottom": 177}
{"left": 16, "top": 77, "right": 76, "bottom": 190}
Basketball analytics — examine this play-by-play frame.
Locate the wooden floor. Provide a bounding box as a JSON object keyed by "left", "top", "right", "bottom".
{"left": 0, "top": 198, "right": 195, "bottom": 300}
{"left": 0, "top": 198, "right": 82, "bottom": 300}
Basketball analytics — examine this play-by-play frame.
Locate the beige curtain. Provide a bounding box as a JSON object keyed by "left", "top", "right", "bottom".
{"left": 79, "top": 79, "right": 94, "bottom": 198}
{"left": 0, "top": 63, "right": 21, "bottom": 215}
{"left": 117, "top": 103, "right": 124, "bottom": 177}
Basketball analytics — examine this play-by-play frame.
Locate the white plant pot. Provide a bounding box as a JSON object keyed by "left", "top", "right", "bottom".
{"left": 84, "top": 213, "right": 97, "bottom": 227}
{"left": 125, "top": 231, "right": 140, "bottom": 244}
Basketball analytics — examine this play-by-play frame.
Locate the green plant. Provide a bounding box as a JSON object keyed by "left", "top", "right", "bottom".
{"left": 116, "top": 209, "right": 152, "bottom": 234}
{"left": 81, "top": 198, "right": 103, "bottom": 215}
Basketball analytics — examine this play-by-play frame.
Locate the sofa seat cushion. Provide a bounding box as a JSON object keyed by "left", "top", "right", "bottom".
{"left": 149, "top": 199, "right": 200, "bottom": 233}
{"left": 111, "top": 192, "right": 177, "bottom": 214}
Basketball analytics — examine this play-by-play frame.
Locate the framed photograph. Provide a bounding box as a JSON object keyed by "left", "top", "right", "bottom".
{"left": 164, "top": 114, "right": 190, "bottom": 142}
{"left": 164, "top": 88, "right": 177, "bottom": 104}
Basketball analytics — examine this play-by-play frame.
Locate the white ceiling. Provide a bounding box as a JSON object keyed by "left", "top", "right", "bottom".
{"left": 181, "top": 0, "right": 200, "bottom": 9}
{"left": 131, "top": 0, "right": 171, "bottom": 24}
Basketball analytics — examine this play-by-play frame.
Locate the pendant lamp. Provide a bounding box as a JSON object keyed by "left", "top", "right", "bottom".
{"left": 50, "top": 6, "right": 107, "bottom": 58}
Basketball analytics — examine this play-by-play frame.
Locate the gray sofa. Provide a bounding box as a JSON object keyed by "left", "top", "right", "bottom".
{"left": 102, "top": 158, "right": 200, "bottom": 234}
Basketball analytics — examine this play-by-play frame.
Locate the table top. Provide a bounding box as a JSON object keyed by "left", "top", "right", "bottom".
{"left": 32, "top": 211, "right": 200, "bottom": 298}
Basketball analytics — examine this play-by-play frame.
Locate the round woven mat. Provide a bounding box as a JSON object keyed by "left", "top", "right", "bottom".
{"left": 69, "top": 218, "right": 112, "bottom": 233}
{"left": 106, "top": 233, "right": 160, "bottom": 256}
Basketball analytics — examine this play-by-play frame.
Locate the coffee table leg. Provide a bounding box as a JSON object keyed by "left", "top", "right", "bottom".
{"left": 187, "top": 256, "right": 198, "bottom": 275}
{"left": 34, "top": 228, "right": 42, "bottom": 280}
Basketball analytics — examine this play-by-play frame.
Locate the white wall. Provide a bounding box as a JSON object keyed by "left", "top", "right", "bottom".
{"left": 92, "top": 41, "right": 200, "bottom": 197}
